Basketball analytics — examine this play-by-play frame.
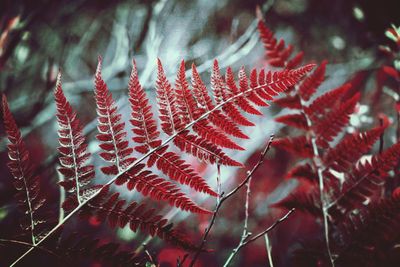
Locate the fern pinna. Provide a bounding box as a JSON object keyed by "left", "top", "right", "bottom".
{"left": 2, "top": 95, "right": 48, "bottom": 246}
{"left": 1, "top": 42, "right": 313, "bottom": 264}
{"left": 258, "top": 14, "right": 400, "bottom": 267}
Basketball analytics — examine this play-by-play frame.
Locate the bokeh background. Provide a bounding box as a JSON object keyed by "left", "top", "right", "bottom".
{"left": 0, "top": 0, "right": 399, "bottom": 266}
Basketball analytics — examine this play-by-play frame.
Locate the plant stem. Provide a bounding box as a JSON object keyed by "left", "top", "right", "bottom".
{"left": 190, "top": 136, "right": 274, "bottom": 267}
{"left": 223, "top": 208, "right": 295, "bottom": 267}
{"left": 264, "top": 233, "right": 274, "bottom": 267}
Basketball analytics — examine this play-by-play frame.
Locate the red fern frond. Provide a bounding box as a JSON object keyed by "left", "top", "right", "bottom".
{"left": 2, "top": 95, "right": 46, "bottom": 244}
{"left": 81, "top": 185, "right": 202, "bottom": 250}
{"left": 324, "top": 120, "right": 388, "bottom": 172}
{"left": 275, "top": 113, "right": 308, "bottom": 130}
{"left": 286, "top": 51, "right": 304, "bottom": 69}
{"left": 314, "top": 93, "right": 360, "bottom": 148}
{"left": 175, "top": 61, "right": 243, "bottom": 150}
{"left": 128, "top": 60, "right": 162, "bottom": 154}
{"left": 274, "top": 95, "right": 302, "bottom": 110}
{"left": 119, "top": 164, "right": 212, "bottom": 214}
{"left": 156, "top": 58, "right": 184, "bottom": 134}
{"left": 95, "top": 57, "right": 135, "bottom": 175}
{"left": 286, "top": 163, "right": 318, "bottom": 182}
{"left": 211, "top": 60, "right": 255, "bottom": 126}
{"left": 225, "top": 66, "right": 263, "bottom": 115}
{"left": 191, "top": 64, "right": 248, "bottom": 139}
{"left": 305, "top": 83, "right": 351, "bottom": 120}
{"left": 174, "top": 131, "right": 242, "bottom": 166}
{"left": 273, "top": 187, "right": 321, "bottom": 216}
{"left": 241, "top": 67, "right": 268, "bottom": 107}
{"left": 55, "top": 73, "right": 95, "bottom": 203}
{"left": 257, "top": 13, "right": 296, "bottom": 68}
{"left": 273, "top": 135, "right": 314, "bottom": 158}
{"left": 328, "top": 141, "right": 400, "bottom": 214}
{"left": 128, "top": 60, "right": 216, "bottom": 196}
{"left": 58, "top": 234, "right": 142, "bottom": 266}
{"left": 298, "top": 60, "right": 327, "bottom": 101}
{"left": 148, "top": 149, "right": 217, "bottom": 196}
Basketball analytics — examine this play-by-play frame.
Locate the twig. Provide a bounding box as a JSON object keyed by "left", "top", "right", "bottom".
{"left": 189, "top": 164, "right": 223, "bottom": 267}
{"left": 264, "top": 233, "right": 274, "bottom": 267}
{"left": 223, "top": 169, "right": 253, "bottom": 266}
{"left": 57, "top": 170, "right": 65, "bottom": 223}
{"left": 223, "top": 208, "right": 295, "bottom": 267}
{"left": 189, "top": 135, "right": 275, "bottom": 267}
{"left": 0, "top": 238, "right": 60, "bottom": 259}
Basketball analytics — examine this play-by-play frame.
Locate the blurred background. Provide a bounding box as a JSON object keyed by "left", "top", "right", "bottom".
{"left": 0, "top": 0, "right": 399, "bottom": 266}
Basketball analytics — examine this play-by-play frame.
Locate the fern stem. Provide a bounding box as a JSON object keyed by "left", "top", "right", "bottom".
{"left": 10, "top": 70, "right": 306, "bottom": 265}
{"left": 9, "top": 202, "right": 83, "bottom": 266}
{"left": 15, "top": 149, "right": 36, "bottom": 246}
{"left": 57, "top": 171, "right": 65, "bottom": 222}
{"left": 299, "top": 92, "right": 335, "bottom": 266}
{"left": 223, "top": 208, "right": 295, "bottom": 267}
{"left": 189, "top": 163, "right": 223, "bottom": 267}
{"left": 222, "top": 169, "right": 253, "bottom": 267}
{"left": 0, "top": 238, "right": 59, "bottom": 259}
{"left": 264, "top": 233, "right": 274, "bottom": 267}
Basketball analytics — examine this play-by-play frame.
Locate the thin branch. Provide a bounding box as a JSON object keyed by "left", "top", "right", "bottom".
{"left": 223, "top": 169, "right": 253, "bottom": 266}
{"left": 189, "top": 135, "right": 274, "bottom": 267}
{"left": 189, "top": 164, "right": 223, "bottom": 267}
{"left": 223, "top": 208, "right": 295, "bottom": 267}
{"left": 57, "top": 170, "right": 65, "bottom": 223}
{"left": 241, "top": 208, "right": 295, "bottom": 247}
{"left": 0, "top": 239, "right": 60, "bottom": 259}
{"left": 264, "top": 233, "right": 274, "bottom": 267}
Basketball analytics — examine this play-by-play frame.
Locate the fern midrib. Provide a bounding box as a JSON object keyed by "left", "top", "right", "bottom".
{"left": 64, "top": 113, "right": 82, "bottom": 204}
{"left": 14, "top": 146, "right": 36, "bottom": 245}
{"left": 104, "top": 100, "right": 122, "bottom": 172}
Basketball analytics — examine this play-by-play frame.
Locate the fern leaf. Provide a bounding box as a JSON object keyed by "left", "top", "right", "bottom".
{"left": 175, "top": 61, "right": 243, "bottom": 150}
{"left": 95, "top": 57, "right": 135, "bottom": 175}
{"left": 55, "top": 73, "right": 95, "bottom": 204}
{"left": 211, "top": 60, "right": 255, "bottom": 126}
{"left": 119, "top": 164, "right": 212, "bottom": 214}
{"left": 275, "top": 113, "right": 308, "bottom": 130}
{"left": 58, "top": 234, "right": 142, "bottom": 266}
{"left": 286, "top": 51, "right": 304, "bottom": 69}
{"left": 174, "top": 131, "right": 242, "bottom": 166}
{"left": 329, "top": 141, "right": 400, "bottom": 214}
{"left": 128, "top": 60, "right": 162, "bottom": 154}
{"left": 273, "top": 187, "right": 321, "bottom": 216}
{"left": 324, "top": 120, "right": 388, "bottom": 172}
{"left": 81, "top": 185, "right": 203, "bottom": 249}
{"left": 191, "top": 63, "right": 248, "bottom": 139}
{"left": 128, "top": 60, "right": 216, "bottom": 196}
{"left": 2, "top": 95, "right": 46, "bottom": 244}
{"left": 149, "top": 149, "right": 218, "bottom": 196}
{"left": 273, "top": 95, "right": 302, "bottom": 110}
{"left": 286, "top": 163, "right": 318, "bottom": 181}
{"left": 225, "top": 66, "right": 263, "bottom": 115}
{"left": 298, "top": 60, "right": 327, "bottom": 101}
{"left": 273, "top": 136, "right": 314, "bottom": 158}
{"left": 257, "top": 16, "right": 295, "bottom": 68}
{"left": 336, "top": 197, "right": 400, "bottom": 266}
{"left": 314, "top": 93, "right": 360, "bottom": 148}
{"left": 241, "top": 67, "right": 268, "bottom": 107}
{"left": 156, "top": 58, "right": 184, "bottom": 134}
{"left": 305, "top": 83, "right": 351, "bottom": 121}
